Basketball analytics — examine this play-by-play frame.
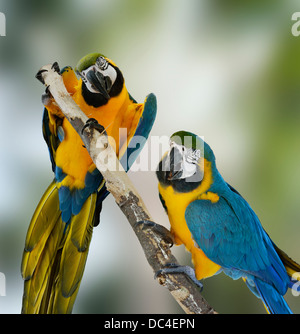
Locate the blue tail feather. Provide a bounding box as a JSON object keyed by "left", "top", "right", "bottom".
{"left": 254, "top": 279, "right": 292, "bottom": 314}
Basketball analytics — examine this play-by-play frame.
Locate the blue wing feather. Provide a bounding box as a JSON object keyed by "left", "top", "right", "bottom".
{"left": 120, "top": 93, "right": 157, "bottom": 170}
{"left": 185, "top": 190, "right": 290, "bottom": 295}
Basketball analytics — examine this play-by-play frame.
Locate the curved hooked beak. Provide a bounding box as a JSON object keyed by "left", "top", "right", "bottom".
{"left": 86, "top": 70, "right": 112, "bottom": 100}
{"left": 166, "top": 147, "right": 184, "bottom": 181}
{"left": 159, "top": 144, "right": 202, "bottom": 183}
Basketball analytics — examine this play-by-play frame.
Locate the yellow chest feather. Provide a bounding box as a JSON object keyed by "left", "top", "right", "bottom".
{"left": 54, "top": 86, "right": 130, "bottom": 189}
{"left": 158, "top": 160, "right": 221, "bottom": 279}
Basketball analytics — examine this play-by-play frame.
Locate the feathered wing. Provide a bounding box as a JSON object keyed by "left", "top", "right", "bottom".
{"left": 42, "top": 107, "right": 61, "bottom": 173}
{"left": 42, "top": 66, "right": 78, "bottom": 173}
{"left": 226, "top": 182, "right": 300, "bottom": 293}
{"left": 119, "top": 93, "right": 157, "bottom": 170}
{"left": 185, "top": 191, "right": 292, "bottom": 314}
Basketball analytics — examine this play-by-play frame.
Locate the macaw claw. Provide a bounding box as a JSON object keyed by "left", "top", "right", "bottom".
{"left": 41, "top": 86, "right": 52, "bottom": 106}
{"left": 51, "top": 62, "right": 60, "bottom": 73}
{"left": 36, "top": 63, "right": 60, "bottom": 85}
{"left": 155, "top": 263, "right": 203, "bottom": 291}
{"left": 81, "top": 118, "right": 105, "bottom": 135}
{"left": 36, "top": 69, "right": 48, "bottom": 84}
{"left": 135, "top": 220, "right": 174, "bottom": 247}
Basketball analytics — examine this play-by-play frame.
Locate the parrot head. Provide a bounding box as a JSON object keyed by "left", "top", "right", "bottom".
{"left": 156, "top": 131, "right": 215, "bottom": 191}
{"left": 75, "top": 53, "right": 124, "bottom": 107}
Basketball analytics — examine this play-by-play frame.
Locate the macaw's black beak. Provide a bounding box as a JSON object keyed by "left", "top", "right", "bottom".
{"left": 86, "top": 70, "right": 111, "bottom": 100}
{"left": 166, "top": 147, "right": 183, "bottom": 181}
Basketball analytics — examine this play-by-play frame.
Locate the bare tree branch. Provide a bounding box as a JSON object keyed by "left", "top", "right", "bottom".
{"left": 36, "top": 63, "right": 216, "bottom": 314}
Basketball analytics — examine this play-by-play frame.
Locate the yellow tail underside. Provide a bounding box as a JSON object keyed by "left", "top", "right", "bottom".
{"left": 21, "top": 181, "right": 97, "bottom": 314}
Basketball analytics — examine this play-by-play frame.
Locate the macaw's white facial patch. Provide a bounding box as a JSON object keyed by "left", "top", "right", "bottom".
{"left": 168, "top": 141, "right": 201, "bottom": 180}
{"left": 80, "top": 62, "right": 117, "bottom": 94}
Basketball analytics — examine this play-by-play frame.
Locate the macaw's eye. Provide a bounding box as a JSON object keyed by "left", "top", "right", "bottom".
{"left": 80, "top": 60, "right": 117, "bottom": 96}
{"left": 96, "top": 56, "right": 108, "bottom": 71}
{"left": 94, "top": 57, "right": 117, "bottom": 91}
{"left": 186, "top": 149, "right": 201, "bottom": 164}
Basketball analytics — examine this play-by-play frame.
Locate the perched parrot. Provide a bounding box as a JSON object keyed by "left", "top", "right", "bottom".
{"left": 21, "top": 53, "right": 157, "bottom": 314}
{"left": 156, "top": 131, "right": 300, "bottom": 314}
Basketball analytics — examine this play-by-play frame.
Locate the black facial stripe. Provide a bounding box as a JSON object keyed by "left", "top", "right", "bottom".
{"left": 109, "top": 65, "right": 124, "bottom": 97}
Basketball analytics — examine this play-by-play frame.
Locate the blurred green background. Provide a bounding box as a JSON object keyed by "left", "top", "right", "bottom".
{"left": 1, "top": 0, "right": 300, "bottom": 314}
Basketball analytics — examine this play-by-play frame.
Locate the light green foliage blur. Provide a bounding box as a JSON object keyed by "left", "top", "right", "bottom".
{"left": 0, "top": 0, "right": 300, "bottom": 314}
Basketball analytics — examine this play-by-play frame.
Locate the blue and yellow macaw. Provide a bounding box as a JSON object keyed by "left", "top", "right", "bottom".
{"left": 21, "top": 53, "right": 157, "bottom": 314}
{"left": 156, "top": 131, "right": 300, "bottom": 314}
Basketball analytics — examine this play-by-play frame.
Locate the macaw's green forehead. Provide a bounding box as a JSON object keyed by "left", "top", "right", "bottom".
{"left": 171, "top": 131, "right": 203, "bottom": 150}
{"left": 75, "top": 53, "right": 105, "bottom": 73}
